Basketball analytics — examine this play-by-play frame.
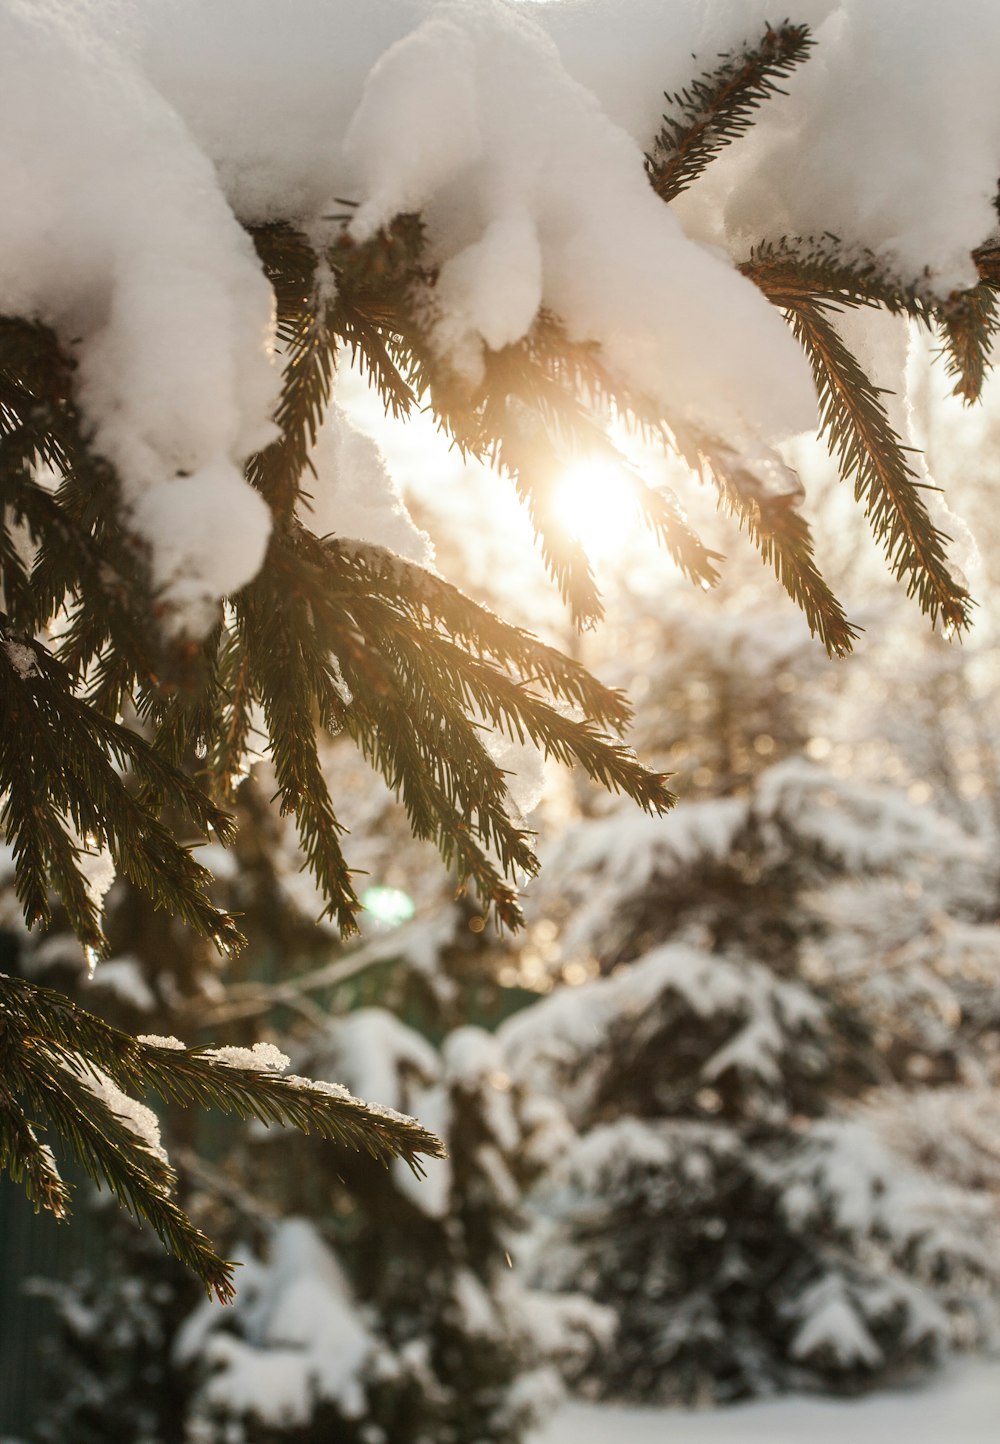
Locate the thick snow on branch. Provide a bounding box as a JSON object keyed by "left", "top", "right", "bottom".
{"left": 0, "top": 1, "right": 279, "bottom": 635}
{"left": 541, "top": 0, "right": 1000, "bottom": 293}
{"left": 5, "top": 1, "right": 1000, "bottom": 629}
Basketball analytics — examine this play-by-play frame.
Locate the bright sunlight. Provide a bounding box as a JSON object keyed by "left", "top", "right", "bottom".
{"left": 551, "top": 458, "right": 638, "bottom": 560}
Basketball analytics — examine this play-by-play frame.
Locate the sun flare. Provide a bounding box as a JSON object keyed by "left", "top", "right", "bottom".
{"left": 551, "top": 459, "right": 637, "bottom": 561}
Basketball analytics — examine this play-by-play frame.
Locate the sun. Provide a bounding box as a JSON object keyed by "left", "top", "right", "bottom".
{"left": 551, "top": 459, "right": 637, "bottom": 561}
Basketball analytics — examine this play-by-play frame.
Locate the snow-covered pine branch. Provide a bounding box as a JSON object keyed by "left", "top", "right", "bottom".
{"left": 5, "top": 0, "right": 1000, "bottom": 1287}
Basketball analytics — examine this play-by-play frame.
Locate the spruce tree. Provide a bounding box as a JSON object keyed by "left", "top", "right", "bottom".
{"left": 502, "top": 757, "right": 1000, "bottom": 1402}
{"left": 5, "top": 11, "right": 1000, "bottom": 1295}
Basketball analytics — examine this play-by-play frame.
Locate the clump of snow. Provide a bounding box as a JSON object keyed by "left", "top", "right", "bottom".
{"left": 182, "top": 1218, "right": 376, "bottom": 1428}
{"left": 789, "top": 1275, "right": 885, "bottom": 1368}
{"left": 67, "top": 1058, "right": 168, "bottom": 1169}
{"left": 311, "top": 1007, "right": 452, "bottom": 1214}
{"left": 679, "top": 1, "right": 1000, "bottom": 296}
{"left": 90, "top": 959, "right": 156, "bottom": 1012}
{"left": 284, "top": 1076, "right": 354, "bottom": 1103}
{"left": 304, "top": 404, "right": 433, "bottom": 564}
{"left": 322, "top": 1006, "right": 439, "bottom": 1112}
{"left": 74, "top": 835, "right": 116, "bottom": 915}
{"left": 205, "top": 1041, "right": 291, "bottom": 1073}
{"left": 343, "top": 1, "right": 814, "bottom": 443}
{"left": 138, "top": 1032, "right": 186, "bottom": 1050}
{"left": 0, "top": 2, "right": 279, "bottom": 637}
{"left": 128, "top": 462, "right": 272, "bottom": 633}
{"left": 3, "top": 640, "right": 40, "bottom": 680}
{"left": 537, "top": 0, "right": 1000, "bottom": 295}
{"left": 452, "top": 1266, "right": 501, "bottom": 1338}
{"left": 482, "top": 724, "right": 548, "bottom": 825}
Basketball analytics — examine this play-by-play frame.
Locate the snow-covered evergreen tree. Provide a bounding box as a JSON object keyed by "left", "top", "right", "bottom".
{"left": 502, "top": 756, "right": 1000, "bottom": 1402}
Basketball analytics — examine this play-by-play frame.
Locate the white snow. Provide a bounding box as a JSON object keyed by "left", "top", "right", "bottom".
{"left": 73, "top": 834, "right": 116, "bottom": 917}
{"left": 90, "top": 958, "right": 157, "bottom": 1012}
{"left": 304, "top": 404, "right": 433, "bottom": 565}
{"left": 65, "top": 1057, "right": 169, "bottom": 1169}
{"left": 313, "top": 1007, "right": 453, "bottom": 1213}
{"left": 0, "top": 1, "right": 279, "bottom": 637}
{"left": 3, "top": 640, "right": 40, "bottom": 680}
{"left": 204, "top": 1041, "right": 291, "bottom": 1073}
{"left": 533, "top": 1359, "right": 1000, "bottom": 1444}
{"left": 13, "top": 0, "right": 997, "bottom": 639}
{"left": 182, "top": 1219, "right": 375, "bottom": 1427}
{"left": 138, "top": 1032, "right": 186, "bottom": 1050}
{"left": 323, "top": 1006, "right": 439, "bottom": 1111}
{"left": 481, "top": 723, "right": 548, "bottom": 825}
{"left": 789, "top": 1275, "right": 885, "bottom": 1368}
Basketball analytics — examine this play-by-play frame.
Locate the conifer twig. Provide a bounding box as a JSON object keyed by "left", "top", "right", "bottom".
{"left": 945, "top": 239, "right": 1000, "bottom": 402}
{"left": 648, "top": 22, "right": 814, "bottom": 204}
{"left": 701, "top": 448, "right": 858, "bottom": 658}
{"left": 0, "top": 973, "right": 445, "bottom": 1299}
{"left": 785, "top": 300, "right": 969, "bottom": 632}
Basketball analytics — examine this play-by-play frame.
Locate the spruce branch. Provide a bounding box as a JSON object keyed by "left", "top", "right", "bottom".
{"left": 310, "top": 536, "right": 672, "bottom": 806}
{"left": 743, "top": 237, "right": 972, "bottom": 629}
{"left": 0, "top": 972, "right": 445, "bottom": 1298}
{"left": 268, "top": 528, "right": 672, "bottom": 922}
{"left": 937, "top": 276, "right": 999, "bottom": 405}
{"left": 497, "top": 426, "right": 604, "bottom": 629}
{"left": 212, "top": 625, "right": 256, "bottom": 801}
{"left": 14, "top": 1045, "right": 237, "bottom": 1300}
{"left": 741, "top": 236, "right": 934, "bottom": 321}
{"left": 704, "top": 450, "right": 859, "bottom": 658}
{"left": 0, "top": 320, "right": 161, "bottom": 693}
{"left": 0, "top": 623, "right": 240, "bottom": 953}
{"left": 247, "top": 227, "right": 337, "bottom": 523}
{"left": 330, "top": 540, "right": 636, "bottom": 731}
{"left": 783, "top": 299, "right": 969, "bottom": 631}
{"left": 0, "top": 1087, "right": 71, "bottom": 1218}
{"left": 235, "top": 548, "right": 360, "bottom": 935}
{"left": 1, "top": 975, "right": 444, "bottom": 1169}
{"left": 635, "top": 480, "right": 724, "bottom": 590}
{"left": 648, "top": 22, "right": 814, "bottom": 204}
{"left": 742, "top": 231, "right": 1000, "bottom": 409}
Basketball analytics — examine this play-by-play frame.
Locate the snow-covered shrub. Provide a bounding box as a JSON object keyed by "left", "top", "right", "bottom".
{"left": 530, "top": 1114, "right": 992, "bottom": 1403}
{"left": 177, "top": 1010, "right": 604, "bottom": 1444}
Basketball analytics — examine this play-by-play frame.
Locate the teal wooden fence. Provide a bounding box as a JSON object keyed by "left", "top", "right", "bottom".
{"left": 0, "top": 1177, "right": 91, "bottom": 1439}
